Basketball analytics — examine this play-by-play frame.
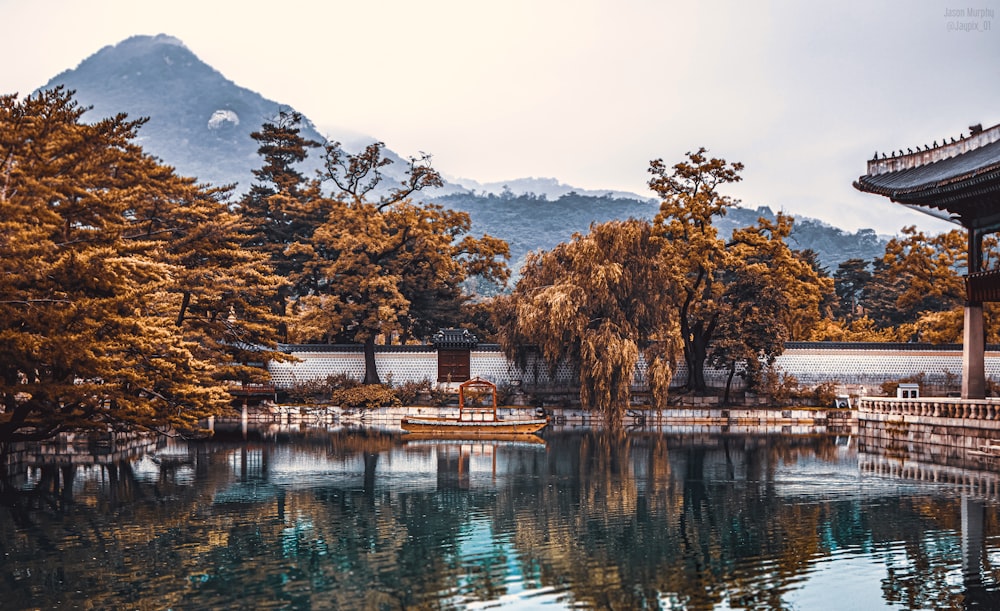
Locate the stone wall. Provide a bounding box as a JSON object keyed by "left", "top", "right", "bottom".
{"left": 858, "top": 396, "right": 1000, "bottom": 457}
{"left": 269, "top": 343, "right": 1000, "bottom": 395}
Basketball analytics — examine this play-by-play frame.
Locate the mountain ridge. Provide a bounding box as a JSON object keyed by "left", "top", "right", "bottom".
{"left": 37, "top": 34, "right": 887, "bottom": 271}
{"left": 41, "top": 33, "right": 330, "bottom": 190}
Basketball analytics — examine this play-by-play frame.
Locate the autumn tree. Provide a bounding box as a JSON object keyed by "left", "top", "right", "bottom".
{"left": 879, "top": 227, "right": 966, "bottom": 322}
{"left": 238, "top": 111, "right": 324, "bottom": 336}
{"left": 650, "top": 150, "right": 832, "bottom": 393}
{"left": 852, "top": 227, "right": 1000, "bottom": 343}
{"left": 708, "top": 266, "right": 788, "bottom": 403}
{"left": 493, "top": 219, "right": 679, "bottom": 427}
{"left": 126, "top": 160, "right": 289, "bottom": 388}
{"left": 0, "top": 88, "right": 279, "bottom": 445}
{"left": 648, "top": 148, "right": 742, "bottom": 392}
{"left": 833, "top": 258, "right": 872, "bottom": 323}
{"left": 850, "top": 227, "right": 966, "bottom": 339}
{"left": 706, "top": 214, "right": 832, "bottom": 402}
{"left": 290, "top": 141, "right": 509, "bottom": 384}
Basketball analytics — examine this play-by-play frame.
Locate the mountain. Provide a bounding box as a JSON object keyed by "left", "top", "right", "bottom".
{"left": 38, "top": 34, "right": 887, "bottom": 272}
{"left": 438, "top": 192, "right": 885, "bottom": 276}
{"left": 450, "top": 175, "right": 647, "bottom": 201}
{"left": 41, "top": 34, "right": 323, "bottom": 190}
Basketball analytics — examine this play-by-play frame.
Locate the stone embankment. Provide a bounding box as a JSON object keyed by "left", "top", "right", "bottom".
{"left": 858, "top": 397, "right": 1000, "bottom": 457}
{"left": 213, "top": 404, "right": 857, "bottom": 435}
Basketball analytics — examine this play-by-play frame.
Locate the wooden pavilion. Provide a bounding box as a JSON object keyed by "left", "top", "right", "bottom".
{"left": 854, "top": 122, "right": 1000, "bottom": 398}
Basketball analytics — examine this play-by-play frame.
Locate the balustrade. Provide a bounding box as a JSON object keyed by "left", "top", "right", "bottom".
{"left": 859, "top": 397, "right": 1000, "bottom": 421}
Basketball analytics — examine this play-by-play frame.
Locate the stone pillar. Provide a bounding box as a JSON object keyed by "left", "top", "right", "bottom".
{"left": 963, "top": 303, "right": 986, "bottom": 399}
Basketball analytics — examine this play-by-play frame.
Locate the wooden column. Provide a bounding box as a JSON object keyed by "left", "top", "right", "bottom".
{"left": 964, "top": 227, "right": 986, "bottom": 399}
{"left": 963, "top": 303, "right": 986, "bottom": 399}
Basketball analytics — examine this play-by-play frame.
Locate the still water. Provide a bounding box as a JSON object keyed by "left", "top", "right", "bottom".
{"left": 3, "top": 428, "right": 1000, "bottom": 610}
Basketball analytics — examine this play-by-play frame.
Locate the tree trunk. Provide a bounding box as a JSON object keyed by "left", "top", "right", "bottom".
{"left": 363, "top": 451, "right": 378, "bottom": 497}
{"left": 684, "top": 338, "right": 708, "bottom": 393}
{"left": 682, "top": 311, "right": 717, "bottom": 394}
{"left": 363, "top": 336, "right": 381, "bottom": 385}
{"left": 724, "top": 364, "right": 736, "bottom": 406}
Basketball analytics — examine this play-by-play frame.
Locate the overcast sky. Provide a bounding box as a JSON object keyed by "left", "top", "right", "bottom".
{"left": 3, "top": 0, "right": 998, "bottom": 235}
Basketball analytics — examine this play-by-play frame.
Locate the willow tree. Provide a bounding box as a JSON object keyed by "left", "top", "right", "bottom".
{"left": 290, "top": 141, "right": 509, "bottom": 384}
{"left": 0, "top": 88, "right": 283, "bottom": 445}
{"left": 494, "top": 219, "right": 679, "bottom": 428}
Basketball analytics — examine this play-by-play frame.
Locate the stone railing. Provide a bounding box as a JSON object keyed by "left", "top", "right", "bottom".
{"left": 859, "top": 397, "right": 1000, "bottom": 421}
{"left": 859, "top": 452, "right": 1000, "bottom": 498}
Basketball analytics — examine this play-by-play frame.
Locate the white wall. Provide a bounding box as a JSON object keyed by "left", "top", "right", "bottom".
{"left": 269, "top": 345, "right": 1000, "bottom": 393}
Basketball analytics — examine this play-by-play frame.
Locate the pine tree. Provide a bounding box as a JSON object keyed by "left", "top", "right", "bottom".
{"left": 238, "top": 111, "right": 325, "bottom": 335}
{"left": 0, "top": 88, "right": 280, "bottom": 445}
{"left": 126, "top": 159, "right": 289, "bottom": 387}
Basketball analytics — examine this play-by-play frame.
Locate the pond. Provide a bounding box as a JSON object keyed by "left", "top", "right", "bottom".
{"left": 3, "top": 427, "right": 1000, "bottom": 610}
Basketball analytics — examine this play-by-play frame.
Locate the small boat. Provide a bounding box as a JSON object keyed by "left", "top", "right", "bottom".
{"left": 400, "top": 378, "right": 548, "bottom": 437}
{"left": 402, "top": 433, "right": 547, "bottom": 446}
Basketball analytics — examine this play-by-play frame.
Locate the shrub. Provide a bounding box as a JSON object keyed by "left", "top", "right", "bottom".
{"left": 431, "top": 384, "right": 454, "bottom": 406}
{"left": 327, "top": 373, "right": 362, "bottom": 390}
{"left": 285, "top": 373, "right": 362, "bottom": 404}
{"left": 330, "top": 385, "right": 401, "bottom": 411}
{"left": 760, "top": 365, "right": 798, "bottom": 406}
{"left": 494, "top": 382, "right": 518, "bottom": 406}
{"left": 285, "top": 379, "right": 332, "bottom": 404}
{"left": 462, "top": 386, "right": 491, "bottom": 408}
{"left": 988, "top": 378, "right": 1000, "bottom": 397}
{"left": 393, "top": 379, "right": 432, "bottom": 405}
{"left": 880, "top": 372, "right": 926, "bottom": 397}
{"left": 812, "top": 381, "right": 839, "bottom": 407}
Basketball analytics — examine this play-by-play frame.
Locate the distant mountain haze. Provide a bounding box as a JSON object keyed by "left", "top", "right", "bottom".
{"left": 41, "top": 34, "right": 329, "bottom": 189}
{"left": 39, "top": 34, "right": 886, "bottom": 272}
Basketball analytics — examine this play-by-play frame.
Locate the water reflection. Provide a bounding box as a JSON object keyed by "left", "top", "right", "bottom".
{"left": 2, "top": 429, "right": 1000, "bottom": 609}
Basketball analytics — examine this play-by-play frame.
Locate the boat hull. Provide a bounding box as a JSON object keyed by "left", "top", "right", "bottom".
{"left": 402, "top": 432, "right": 547, "bottom": 445}
{"left": 400, "top": 417, "right": 548, "bottom": 436}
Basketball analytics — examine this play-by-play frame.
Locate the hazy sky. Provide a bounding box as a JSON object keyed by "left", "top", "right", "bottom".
{"left": 3, "top": 0, "right": 998, "bottom": 235}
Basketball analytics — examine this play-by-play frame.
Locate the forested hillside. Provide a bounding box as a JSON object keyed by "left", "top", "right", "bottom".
{"left": 44, "top": 35, "right": 890, "bottom": 275}
{"left": 438, "top": 192, "right": 886, "bottom": 274}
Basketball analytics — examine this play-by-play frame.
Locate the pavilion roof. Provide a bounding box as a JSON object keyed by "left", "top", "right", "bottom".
{"left": 431, "top": 328, "right": 479, "bottom": 349}
{"left": 854, "top": 123, "right": 1000, "bottom": 228}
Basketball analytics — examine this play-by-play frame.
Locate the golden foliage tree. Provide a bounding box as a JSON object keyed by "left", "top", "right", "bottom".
{"left": 729, "top": 214, "right": 833, "bottom": 341}
{"left": 709, "top": 214, "right": 833, "bottom": 401}
{"left": 237, "top": 111, "right": 325, "bottom": 339}
{"left": 494, "top": 219, "right": 679, "bottom": 427}
{"left": 834, "top": 227, "right": 1000, "bottom": 343}
{"left": 650, "top": 149, "right": 833, "bottom": 393}
{"left": 648, "top": 148, "right": 743, "bottom": 392}
{"left": 290, "top": 141, "right": 509, "bottom": 384}
{"left": 128, "top": 159, "right": 289, "bottom": 388}
{"left": 0, "top": 88, "right": 282, "bottom": 444}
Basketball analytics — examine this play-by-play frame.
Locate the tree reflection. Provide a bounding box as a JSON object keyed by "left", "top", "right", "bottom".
{"left": 2, "top": 429, "right": 999, "bottom": 609}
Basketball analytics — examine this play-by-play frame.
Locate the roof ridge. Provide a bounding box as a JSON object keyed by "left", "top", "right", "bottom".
{"left": 867, "top": 122, "right": 1000, "bottom": 177}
